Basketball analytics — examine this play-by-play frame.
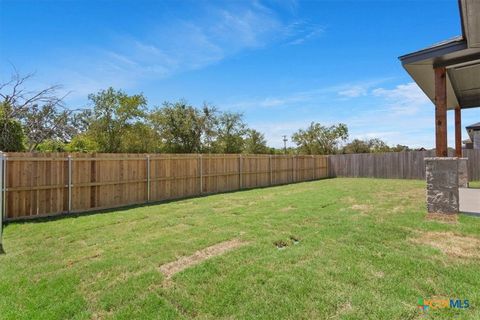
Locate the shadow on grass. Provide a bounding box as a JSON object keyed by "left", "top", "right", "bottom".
{"left": 5, "top": 178, "right": 334, "bottom": 226}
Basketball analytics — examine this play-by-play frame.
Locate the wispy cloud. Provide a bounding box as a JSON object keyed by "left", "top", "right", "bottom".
{"left": 225, "top": 78, "right": 390, "bottom": 110}
{"left": 225, "top": 79, "right": 436, "bottom": 148}
{"left": 372, "top": 82, "right": 430, "bottom": 115}
{"left": 285, "top": 21, "right": 325, "bottom": 45}
{"left": 338, "top": 85, "right": 368, "bottom": 98}
{"left": 38, "top": 1, "right": 326, "bottom": 103}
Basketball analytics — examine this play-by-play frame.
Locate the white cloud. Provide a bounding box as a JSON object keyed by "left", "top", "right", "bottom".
{"left": 243, "top": 80, "right": 434, "bottom": 148}
{"left": 285, "top": 21, "right": 324, "bottom": 45}
{"left": 225, "top": 78, "right": 391, "bottom": 110}
{"left": 338, "top": 85, "right": 368, "bottom": 98}
{"left": 372, "top": 82, "right": 430, "bottom": 115}
{"left": 38, "top": 1, "right": 326, "bottom": 104}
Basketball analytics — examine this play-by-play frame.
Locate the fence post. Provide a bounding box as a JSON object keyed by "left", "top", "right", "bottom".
{"left": 0, "top": 153, "right": 4, "bottom": 253}
{"left": 239, "top": 154, "right": 242, "bottom": 189}
{"left": 312, "top": 155, "right": 315, "bottom": 180}
{"left": 199, "top": 154, "right": 203, "bottom": 194}
{"left": 293, "top": 156, "right": 296, "bottom": 182}
{"left": 68, "top": 155, "right": 72, "bottom": 213}
{"left": 2, "top": 153, "right": 5, "bottom": 220}
{"left": 269, "top": 155, "right": 273, "bottom": 185}
{"left": 146, "top": 155, "right": 151, "bottom": 202}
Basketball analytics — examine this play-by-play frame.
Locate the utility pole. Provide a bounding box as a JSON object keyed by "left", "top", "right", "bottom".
{"left": 282, "top": 135, "right": 288, "bottom": 154}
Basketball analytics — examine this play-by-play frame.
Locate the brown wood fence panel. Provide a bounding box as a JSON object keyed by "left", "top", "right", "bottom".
{"left": 0, "top": 153, "right": 329, "bottom": 221}
{"left": 328, "top": 150, "right": 480, "bottom": 181}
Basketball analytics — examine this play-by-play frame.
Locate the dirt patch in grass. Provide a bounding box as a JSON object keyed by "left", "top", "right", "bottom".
{"left": 159, "top": 239, "right": 245, "bottom": 280}
{"left": 274, "top": 239, "right": 289, "bottom": 249}
{"left": 342, "top": 196, "right": 373, "bottom": 215}
{"left": 413, "top": 231, "right": 480, "bottom": 259}
{"left": 425, "top": 213, "right": 458, "bottom": 224}
{"left": 280, "top": 206, "right": 296, "bottom": 212}
{"left": 350, "top": 204, "right": 373, "bottom": 214}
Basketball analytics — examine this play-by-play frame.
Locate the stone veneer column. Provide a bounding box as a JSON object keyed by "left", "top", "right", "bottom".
{"left": 425, "top": 157, "right": 468, "bottom": 214}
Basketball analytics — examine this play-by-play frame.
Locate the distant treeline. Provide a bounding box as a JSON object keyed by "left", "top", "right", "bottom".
{"left": 0, "top": 71, "right": 413, "bottom": 155}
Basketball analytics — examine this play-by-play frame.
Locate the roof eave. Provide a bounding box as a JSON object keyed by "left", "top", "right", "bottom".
{"left": 398, "top": 38, "right": 467, "bottom": 65}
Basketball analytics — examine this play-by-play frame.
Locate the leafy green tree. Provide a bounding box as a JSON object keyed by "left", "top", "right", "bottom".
{"left": 121, "top": 123, "right": 162, "bottom": 153}
{"left": 244, "top": 129, "right": 268, "bottom": 154}
{"left": 214, "top": 112, "right": 246, "bottom": 153}
{"left": 22, "top": 104, "right": 76, "bottom": 151}
{"left": 36, "top": 139, "right": 67, "bottom": 152}
{"left": 368, "top": 138, "right": 390, "bottom": 153}
{"left": 200, "top": 103, "right": 219, "bottom": 153}
{"left": 87, "top": 87, "right": 147, "bottom": 153}
{"left": 0, "top": 104, "right": 24, "bottom": 151}
{"left": 150, "top": 101, "right": 204, "bottom": 153}
{"left": 391, "top": 144, "right": 411, "bottom": 152}
{"left": 292, "top": 122, "right": 348, "bottom": 155}
{"left": 149, "top": 101, "right": 219, "bottom": 153}
{"left": 66, "top": 134, "right": 99, "bottom": 152}
{"left": 343, "top": 138, "right": 392, "bottom": 154}
{"left": 343, "top": 139, "right": 371, "bottom": 154}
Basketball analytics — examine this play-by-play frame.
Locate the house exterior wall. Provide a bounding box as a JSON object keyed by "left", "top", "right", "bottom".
{"left": 474, "top": 131, "right": 480, "bottom": 150}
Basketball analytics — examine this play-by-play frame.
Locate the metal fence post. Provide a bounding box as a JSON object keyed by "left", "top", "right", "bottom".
{"left": 312, "top": 155, "right": 315, "bottom": 180}
{"left": 199, "top": 154, "right": 203, "bottom": 194}
{"left": 269, "top": 155, "right": 273, "bottom": 185}
{"left": 2, "top": 153, "right": 5, "bottom": 220}
{"left": 239, "top": 154, "right": 242, "bottom": 189}
{"left": 146, "top": 155, "right": 151, "bottom": 202}
{"left": 68, "top": 155, "right": 72, "bottom": 213}
{"left": 293, "top": 156, "right": 296, "bottom": 182}
{"left": 0, "top": 153, "right": 4, "bottom": 253}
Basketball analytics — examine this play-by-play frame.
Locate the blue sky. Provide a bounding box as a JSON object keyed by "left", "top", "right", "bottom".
{"left": 2, "top": 0, "right": 479, "bottom": 148}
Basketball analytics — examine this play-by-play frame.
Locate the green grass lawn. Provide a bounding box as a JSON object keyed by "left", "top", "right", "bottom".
{"left": 1, "top": 178, "right": 480, "bottom": 319}
{"left": 469, "top": 180, "right": 480, "bottom": 188}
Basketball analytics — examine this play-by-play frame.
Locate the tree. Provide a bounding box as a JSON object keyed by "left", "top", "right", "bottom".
{"left": 0, "top": 70, "right": 70, "bottom": 151}
{"left": 391, "top": 144, "right": 411, "bottom": 152}
{"left": 121, "top": 123, "right": 162, "bottom": 153}
{"left": 342, "top": 139, "right": 371, "bottom": 154}
{"left": 87, "top": 87, "right": 147, "bottom": 153}
{"left": 150, "top": 101, "right": 204, "bottom": 153}
{"left": 214, "top": 112, "right": 247, "bottom": 153}
{"left": 199, "top": 103, "right": 219, "bottom": 153}
{"left": 36, "top": 139, "right": 67, "bottom": 152}
{"left": 244, "top": 129, "right": 268, "bottom": 154}
{"left": 66, "top": 134, "right": 99, "bottom": 152}
{"left": 0, "top": 104, "right": 24, "bottom": 151}
{"left": 292, "top": 122, "right": 348, "bottom": 155}
{"left": 343, "top": 138, "right": 393, "bottom": 154}
{"left": 368, "top": 138, "right": 391, "bottom": 153}
{"left": 22, "top": 103, "right": 77, "bottom": 151}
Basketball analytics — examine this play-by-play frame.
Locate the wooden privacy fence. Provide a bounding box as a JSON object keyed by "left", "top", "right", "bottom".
{"left": 328, "top": 149, "right": 480, "bottom": 180}
{"left": 0, "top": 153, "right": 328, "bottom": 221}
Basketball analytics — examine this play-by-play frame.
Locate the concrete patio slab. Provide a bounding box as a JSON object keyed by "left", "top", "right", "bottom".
{"left": 459, "top": 188, "right": 480, "bottom": 215}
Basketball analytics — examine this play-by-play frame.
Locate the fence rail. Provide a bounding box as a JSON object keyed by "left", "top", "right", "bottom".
{"left": 0, "top": 152, "right": 328, "bottom": 221}
{"left": 328, "top": 149, "right": 480, "bottom": 181}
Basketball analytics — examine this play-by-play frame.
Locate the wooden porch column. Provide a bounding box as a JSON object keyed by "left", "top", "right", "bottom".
{"left": 435, "top": 67, "right": 448, "bottom": 157}
{"left": 455, "top": 105, "right": 462, "bottom": 157}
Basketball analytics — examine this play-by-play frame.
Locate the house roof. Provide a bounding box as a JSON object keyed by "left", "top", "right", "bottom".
{"left": 466, "top": 122, "right": 480, "bottom": 130}
{"left": 399, "top": 0, "right": 480, "bottom": 110}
